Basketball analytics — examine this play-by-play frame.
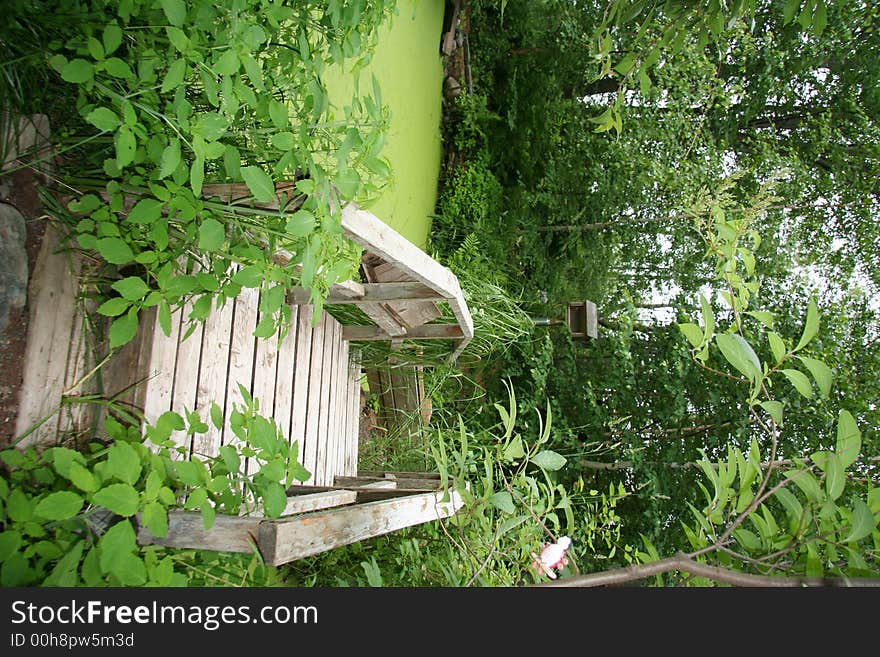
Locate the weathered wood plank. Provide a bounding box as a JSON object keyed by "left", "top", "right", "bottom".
{"left": 273, "top": 305, "right": 299, "bottom": 444}
{"left": 169, "top": 300, "right": 203, "bottom": 458}
{"left": 301, "top": 309, "right": 326, "bottom": 485}
{"left": 96, "top": 304, "right": 156, "bottom": 438}
{"left": 345, "top": 350, "right": 361, "bottom": 476}
{"left": 342, "top": 324, "right": 464, "bottom": 342}
{"left": 141, "top": 305, "right": 182, "bottom": 435}
{"left": 58, "top": 295, "right": 97, "bottom": 441}
{"left": 289, "top": 282, "right": 443, "bottom": 305}
{"left": 332, "top": 321, "right": 347, "bottom": 482}
{"left": 341, "top": 203, "right": 473, "bottom": 351}
{"left": 16, "top": 225, "right": 80, "bottom": 446}
{"left": 193, "top": 295, "right": 234, "bottom": 459}
{"left": 290, "top": 305, "right": 313, "bottom": 473}
{"left": 251, "top": 304, "right": 280, "bottom": 429}
{"left": 369, "top": 261, "right": 442, "bottom": 330}
{"left": 258, "top": 489, "right": 464, "bottom": 565}
{"left": 312, "top": 314, "right": 337, "bottom": 486}
{"left": 239, "top": 488, "right": 358, "bottom": 517}
{"left": 279, "top": 489, "right": 357, "bottom": 515}
{"left": 222, "top": 285, "right": 258, "bottom": 450}
{"left": 137, "top": 511, "right": 262, "bottom": 554}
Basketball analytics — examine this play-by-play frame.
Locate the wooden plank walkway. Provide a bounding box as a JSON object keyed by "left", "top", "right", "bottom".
{"left": 15, "top": 236, "right": 361, "bottom": 488}
{"left": 140, "top": 289, "right": 361, "bottom": 486}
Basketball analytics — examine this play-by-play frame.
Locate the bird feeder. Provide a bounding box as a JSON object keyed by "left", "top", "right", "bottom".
{"left": 566, "top": 300, "right": 598, "bottom": 340}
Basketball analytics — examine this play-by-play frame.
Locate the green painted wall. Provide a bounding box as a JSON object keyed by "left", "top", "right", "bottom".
{"left": 323, "top": 0, "right": 445, "bottom": 248}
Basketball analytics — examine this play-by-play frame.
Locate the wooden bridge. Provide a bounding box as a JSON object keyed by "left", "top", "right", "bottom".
{"left": 14, "top": 202, "right": 471, "bottom": 563}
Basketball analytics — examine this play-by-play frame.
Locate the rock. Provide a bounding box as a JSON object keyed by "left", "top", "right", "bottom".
{"left": 0, "top": 203, "right": 28, "bottom": 335}
{"left": 444, "top": 75, "right": 462, "bottom": 100}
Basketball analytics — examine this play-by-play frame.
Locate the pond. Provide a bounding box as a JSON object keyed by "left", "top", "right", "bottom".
{"left": 323, "top": 0, "right": 445, "bottom": 249}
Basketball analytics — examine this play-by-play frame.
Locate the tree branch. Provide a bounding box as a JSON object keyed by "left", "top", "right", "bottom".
{"left": 532, "top": 553, "right": 880, "bottom": 587}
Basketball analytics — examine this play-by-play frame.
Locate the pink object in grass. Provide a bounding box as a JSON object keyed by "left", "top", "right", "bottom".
{"left": 530, "top": 536, "right": 572, "bottom": 579}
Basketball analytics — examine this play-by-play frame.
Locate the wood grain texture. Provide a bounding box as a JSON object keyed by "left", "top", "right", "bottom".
{"left": 258, "top": 489, "right": 464, "bottom": 565}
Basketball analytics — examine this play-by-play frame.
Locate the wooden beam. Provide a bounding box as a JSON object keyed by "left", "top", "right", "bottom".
{"left": 137, "top": 512, "right": 262, "bottom": 554}
{"left": 240, "top": 489, "right": 358, "bottom": 517}
{"left": 342, "top": 324, "right": 464, "bottom": 342}
{"left": 340, "top": 204, "right": 474, "bottom": 347}
{"left": 288, "top": 282, "right": 442, "bottom": 305}
{"left": 258, "top": 489, "right": 464, "bottom": 565}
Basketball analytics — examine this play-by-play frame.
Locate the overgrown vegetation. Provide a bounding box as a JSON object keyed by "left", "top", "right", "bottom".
{"left": 2, "top": 0, "right": 878, "bottom": 586}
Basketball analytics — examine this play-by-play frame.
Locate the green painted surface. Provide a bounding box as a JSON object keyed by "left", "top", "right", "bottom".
{"left": 323, "top": 0, "right": 445, "bottom": 248}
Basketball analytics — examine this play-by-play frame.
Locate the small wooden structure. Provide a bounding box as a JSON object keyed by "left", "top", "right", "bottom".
{"left": 14, "top": 198, "right": 472, "bottom": 561}
{"left": 567, "top": 300, "right": 599, "bottom": 341}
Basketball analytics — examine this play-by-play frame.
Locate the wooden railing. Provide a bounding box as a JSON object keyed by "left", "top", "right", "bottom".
{"left": 290, "top": 203, "right": 474, "bottom": 361}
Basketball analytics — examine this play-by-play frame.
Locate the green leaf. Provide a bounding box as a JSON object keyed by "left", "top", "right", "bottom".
{"left": 201, "top": 503, "right": 216, "bottom": 530}
{"left": 270, "top": 131, "right": 296, "bottom": 151}
{"left": 488, "top": 491, "right": 515, "bottom": 514}
{"left": 824, "top": 453, "right": 845, "bottom": 501}
{"left": 103, "top": 22, "right": 123, "bottom": 56}
{"left": 232, "top": 265, "right": 263, "bottom": 288}
{"left": 214, "top": 49, "right": 239, "bottom": 75}
{"left": 210, "top": 402, "right": 224, "bottom": 430}
{"left": 109, "top": 309, "right": 139, "bottom": 349}
{"left": 844, "top": 499, "right": 874, "bottom": 543}
{"left": 158, "top": 300, "right": 172, "bottom": 337}
{"left": 96, "top": 237, "right": 134, "bottom": 265}
{"left": 836, "top": 410, "right": 861, "bottom": 468}
{"left": 784, "top": 469, "right": 823, "bottom": 503}
{"left": 783, "top": 0, "right": 801, "bottom": 24}
{"left": 261, "top": 482, "right": 288, "bottom": 518}
{"left": 699, "top": 295, "right": 715, "bottom": 341}
{"left": 794, "top": 299, "right": 819, "bottom": 351}
{"left": 198, "top": 217, "right": 226, "bottom": 251}
{"left": 141, "top": 501, "right": 168, "bottom": 537}
{"left": 61, "top": 59, "right": 94, "bottom": 83}
{"left": 253, "top": 314, "right": 277, "bottom": 339}
{"left": 774, "top": 487, "right": 803, "bottom": 525}
{"left": 502, "top": 436, "right": 525, "bottom": 462}
{"left": 115, "top": 125, "right": 136, "bottom": 168}
{"left": 160, "top": 0, "right": 187, "bottom": 27}
{"left": 759, "top": 400, "right": 784, "bottom": 427}
{"left": 68, "top": 461, "right": 98, "bottom": 493}
{"left": 678, "top": 322, "right": 703, "bottom": 348}
{"left": 159, "top": 139, "right": 181, "bottom": 178}
{"left": 165, "top": 28, "right": 189, "bottom": 55}
{"left": 85, "top": 107, "right": 119, "bottom": 132}
{"left": 0, "top": 530, "right": 23, "bottom": 562}
{"left": 190, "top": 157, "right": 204, "bottom": 197}
{"left": 241, "top": 166, "right": 276, "bottom": 202}
{"left": 797, "top": 356, "right": 832, "bottom": 398}
{"left": 98, "top": 297, "right": 131, "bottom": 317}
{"left": 106, "top": 441, "right": 142, "bottom": 485}
{"left": 715, "top": 333, "right": 761, "bottom": 382}
{"left": 781, "top": 368, "right": 813, "bottom": 398}
{"left": 334, "top": 166, "right": 360, "bottom": 198}
{"left": 174, "top": 460, "right": 201, "bottom": 487}
{"left": 34, "top": 491, "right": 83, "bottom": 520}
{"left": 103, "top": 57, "right": 134, "bottom": 79}
{"left": 99, "top": 520, "right": 145, "bottom": 584}
{"left": 745, "top": 310, "right": 775, "bottom": 329}
{"left": 219, "top": 445, "right": 240, "bottom": 473}
{"left": 285, "top": 210, "right": 316, "bottom": 238}
{"left": 532, "top": 450, "right": 567, "bottom": 471}
{"left": 111, "top": 276, "right": 149, "bottom": 301}
{"left": 43, "top": 539, "right": 84, "bottom": 586}
{"left": 767, "top": 332, "right": 787, "bottom": 364}
{"left": 269, "top": 99, "right": 288, "bottom": 129}
{"left": 93, "top": 483, "right": 140, "bottom": 517}
{"left": 127, "top": 198, "right": 164, "bottom": 225}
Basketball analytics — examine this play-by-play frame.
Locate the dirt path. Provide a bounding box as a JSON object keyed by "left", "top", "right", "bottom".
{"left": 0, "top": 164, "right": 47, "bottom": 448}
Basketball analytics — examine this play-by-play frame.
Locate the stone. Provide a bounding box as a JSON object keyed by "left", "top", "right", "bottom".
{"left": 0, "top": 203, "right": 28, "bottom": 335}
